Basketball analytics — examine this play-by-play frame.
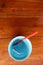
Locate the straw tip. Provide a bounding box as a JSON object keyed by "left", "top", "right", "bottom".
{"left": 35, "top": 31, "right": 38, "bottom": 34}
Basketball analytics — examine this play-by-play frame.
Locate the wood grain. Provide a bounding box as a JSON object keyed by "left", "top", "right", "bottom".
{"left": 0, "top": 0, "right": 43, "bottom": 65}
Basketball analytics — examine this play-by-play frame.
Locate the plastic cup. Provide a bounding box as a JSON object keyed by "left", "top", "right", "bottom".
{"left": 8, "top": 36, "right": 32, "bottom": 61}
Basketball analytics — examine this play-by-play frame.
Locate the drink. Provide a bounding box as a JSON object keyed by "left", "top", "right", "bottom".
{"left": 8, "top": 36, "right": 32, "bottom": 61}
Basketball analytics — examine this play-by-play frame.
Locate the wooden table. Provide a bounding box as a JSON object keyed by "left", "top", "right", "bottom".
{"left": 0, "top": 0, "right": 43, "bottom": 65}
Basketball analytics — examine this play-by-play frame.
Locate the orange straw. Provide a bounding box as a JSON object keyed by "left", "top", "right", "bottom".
{"left": 14, "top": 31, "right": 38, "bottom": 45}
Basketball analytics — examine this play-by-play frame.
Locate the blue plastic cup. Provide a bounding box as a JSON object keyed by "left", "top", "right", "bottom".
{"left": 8, "top": 36, "right": 32, "bottom": 61}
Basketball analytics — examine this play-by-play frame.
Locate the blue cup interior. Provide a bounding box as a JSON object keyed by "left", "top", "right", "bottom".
{"left": 8, "top": 36, "right": 32, "bottom": 61}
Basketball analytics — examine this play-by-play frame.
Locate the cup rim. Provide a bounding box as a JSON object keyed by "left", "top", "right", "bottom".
{"left": 8, "top": 36, "right": 32, "bottom": 61}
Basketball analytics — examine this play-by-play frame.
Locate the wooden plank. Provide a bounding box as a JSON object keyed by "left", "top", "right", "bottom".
{"left": 0, "top": 0, "right": 43, "bottom": 8}
{"left": 0, "top": 0, "right": 43, "bottom": 18}
{"left": 0, "top": 38, "right": 43, "bottom": 51}
{"left": 0, "top": 17, "right": 43, "bottom": 27}
{"left": 0, "top": 37, "right": 43, "bottom": 48}
{"left": 0, "top": 25, "right": 43, "bottom": 37}
{"left": 0, "top": 37, "right": 43, "bottom": 65}
{"left": 0, "top": 7, "right": 43, "bottom": 17}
